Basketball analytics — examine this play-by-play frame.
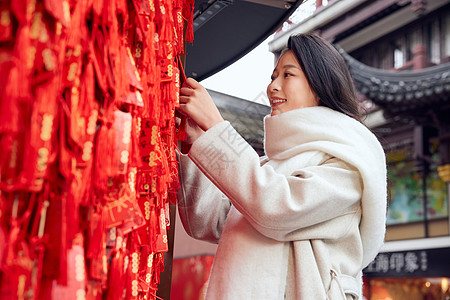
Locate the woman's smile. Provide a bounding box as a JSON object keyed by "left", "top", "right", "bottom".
{"left": 270, "top": 97, "right": 287, "bottom": 106}
{"left": 267, "top": 50, "right": 318, "bottom": 116}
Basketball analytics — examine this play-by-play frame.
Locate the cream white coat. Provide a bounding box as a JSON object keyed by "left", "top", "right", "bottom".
{"left": 178, "top": 107, "right": 387, "bottom": 299}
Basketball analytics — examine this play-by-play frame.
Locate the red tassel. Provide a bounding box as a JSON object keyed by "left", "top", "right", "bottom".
{"left": 18, "top": 76, "right": 59, "bottom": 192}
{"left": 185, "top": 5, "right": 194, "bottom": 43}
{"left": 51, "top": 236, "right": 86, "bottom": 300}
{"left": 92, "top": 0, "right": 105, "bottom": 22}
{"left": 86, "top": 205, "right": 107, "bottom": 284}
{"left": 1, "top": 66, "right": 29, "bottom": 135}
{"left": 66, "top": 180, "right": 80, "bottom": 245}
{"left": 59, "top": 192, "right": 68, "bottom": 285}
{"left": 182, "top": 0, "right": 195, "bottom": 44}
{"left": 0, "top": 54, "right": 21, "bottom": 134}
{"left": 130, "top": 112, "right": 143, "bottom": 168}
{"left": 87, "top": 206, "right": 106, "bottom": 260}
{"left": 116, "top": 0, "right": 128, "bottom": 18}
{"left": 94, "top": 113, "right": 116, "bottom": 191}
{"left": 0, "top": 234, "right": 33, "bottom": 299}
{"left": 11, "top": 0, "right": 32, "bottom": 24}
{"left": 124, "top": 232, "right": 141, "bottom": 300}
{"left": 105, "top": 230, "right": 125, "bottom": 300}
{"left": 176, "top": 116, "right": 187, "bottom": 141}
{"left": 44, "top": 0, "right": 71, "bottom": 27}
{"left": 9, "top": 23, "right": 32, "bottom": 99}
{"left": 58, "top": 101, "right": 73, "bottom": 180}
{"left": 65, "top": 0, "right": 88, "bottom": 50}
{"left": 152, "top": 253, "right": 165, "bottom": 287}
{"left": 86, "top": 280, "right": 103, "bottom": 300}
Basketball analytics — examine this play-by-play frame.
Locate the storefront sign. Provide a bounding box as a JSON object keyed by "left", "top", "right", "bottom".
{"left": 364, "top": 247, "right": 450, "bottom": 278}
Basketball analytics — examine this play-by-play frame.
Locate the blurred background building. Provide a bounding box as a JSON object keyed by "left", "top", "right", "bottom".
{"left": 171, "top": 0, "right": 450, "bottom": 299}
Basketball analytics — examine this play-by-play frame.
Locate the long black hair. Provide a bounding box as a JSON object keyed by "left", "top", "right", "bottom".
{"left": 287, "top": 33, "right": 362, "bottom": 122}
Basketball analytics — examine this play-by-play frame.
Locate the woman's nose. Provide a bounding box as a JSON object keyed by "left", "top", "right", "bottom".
{"left": 268, "top": 78, "right": 280, "bottom": 92}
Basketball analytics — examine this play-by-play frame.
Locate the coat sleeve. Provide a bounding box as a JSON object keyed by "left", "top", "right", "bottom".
{"left": 188, "top": 121, "right": 363, "bottom": 242}
{"left": 177, "top": 153, "right": 232, "bottom": 244}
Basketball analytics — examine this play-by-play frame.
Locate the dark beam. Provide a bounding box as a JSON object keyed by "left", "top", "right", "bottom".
{"left": 320, "top": 0, "right": 407, "bottom": 40}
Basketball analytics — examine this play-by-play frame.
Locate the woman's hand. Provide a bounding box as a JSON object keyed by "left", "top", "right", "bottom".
{"left": 180, "top": 117, "right": 203, "bottom": 153}
{"left": 179, "top": 78, "right": 224, "bottom": 131}
{"left": 175, "top": 112, "right": 205, "bottom": 144}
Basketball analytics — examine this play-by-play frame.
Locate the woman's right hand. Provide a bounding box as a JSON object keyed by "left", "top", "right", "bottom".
{"left": 179, "top": 78, "right": 224, "bottom": 131}
{"left": 183, "top": 116, "right": 205, "bottom": 144}
{"left": 176, "top": 113, "right": 205, "bottom": 153}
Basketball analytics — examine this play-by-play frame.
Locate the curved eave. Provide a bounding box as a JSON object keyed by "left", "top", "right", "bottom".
{"left": 337, "top": 46, "right": 450, "bottom": 114}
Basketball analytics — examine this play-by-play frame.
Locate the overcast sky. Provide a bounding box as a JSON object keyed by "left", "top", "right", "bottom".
{"left": 200, "top": 35, "right": 274, "bottom": 106}
{"left": 199, "top": 0, "right": 316, "bottom": 106}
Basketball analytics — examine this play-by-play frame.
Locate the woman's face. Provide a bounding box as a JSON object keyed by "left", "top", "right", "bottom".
{"left": 267, "top": 50, "right": 318, "bottom": 116}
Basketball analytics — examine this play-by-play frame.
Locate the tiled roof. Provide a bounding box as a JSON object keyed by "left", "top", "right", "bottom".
{"left": 337, "top": 46, "right": 450, "bottom": 120}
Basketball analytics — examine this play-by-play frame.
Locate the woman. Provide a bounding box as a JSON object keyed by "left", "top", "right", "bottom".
{"left": 176, "top": 33, "right": 387, "bottom": 299}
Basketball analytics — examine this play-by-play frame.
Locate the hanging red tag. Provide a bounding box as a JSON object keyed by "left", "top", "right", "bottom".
{"left": 135, "top": 196, "right": 155, "bottom": 247}
{"left": 105, "top": 230, "right": 126, "bottom": 300}
{"left": 51, "top": 241, "right": 86, "bottom": 299}
{"left": 62, "top": 46, "right": 82, "bottom": 88}
{"left": 86, "top": 206, "right": 108, "bottom": 283}
{"left": 137, "top": 247, "right": 153, "bottom": 294}
{"left": 139, "top": 118, "right": 167, "bottom": 174}
{"left": 44, "top": 0, "right": 71, "bottom": 27}
{"left": 93, "top": 109, "right": 116, "bottom": 191}
{"left": 132, "top": 0, "right": 155, "bottom": 40}
{"left": 0, "top": 134, "right": 25, "bottom": 192}
{"left": 85, "top": 280, "right": 103, "bottom": 300}
{"left": 0, "top": 237, "right": 33, "bottom": 299}
{"left": 183, "top": 0, "right": 195, "bottom": 43}
{"left": 126, "top": 47, "right": 144, "bottom": 91}
{"left": 18, "top": 77, "right": 59, "bottom": 192}
{"left": 124, "top": 232, "right": 141, "bottom": 300}
{"left": 113, "top": 110, "right": 133, "bottom": 175}
{"left": 160, "top": 57, "right": 173, "bottom": 82}
{"left": 154, "top": 206, "right": 168, "bottom": 253}
{"left": 0, "top": 5, "right": 13, "bottom": 42}
{"left": 103, "top": 185, "right": 145, "bottom": 234}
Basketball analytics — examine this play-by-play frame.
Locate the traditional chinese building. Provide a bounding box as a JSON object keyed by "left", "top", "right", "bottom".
{"left": 270, "top": 0, "right": 450, "bottom": 299}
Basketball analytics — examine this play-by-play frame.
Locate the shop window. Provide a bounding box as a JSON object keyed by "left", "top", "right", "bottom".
{"left": 364, "top": 247, "right": 450, "bottom": 299}
{"left": 387, "top": 159, "right": 424, "bottom": 224}
{"left": 386, "top": 145, "right": 449, "bottom": 226}
{"left": 364, "top": 277, "right": 450, "bottom": 300}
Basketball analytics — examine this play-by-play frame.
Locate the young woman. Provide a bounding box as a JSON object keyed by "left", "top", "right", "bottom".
{"left": 176, "top": 33, "right": 387, "bottom": 300}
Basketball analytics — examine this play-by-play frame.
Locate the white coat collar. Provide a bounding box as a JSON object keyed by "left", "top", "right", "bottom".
{"left": 263, "top": 106, "right": 388, "bottom": 267}
{"left": 263, "top": 106, "right": 360, "bottom": 160}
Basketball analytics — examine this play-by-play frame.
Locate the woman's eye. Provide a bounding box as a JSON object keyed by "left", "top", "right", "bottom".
{"left": 284, "top": 72, "right": 292, "bottom": 77}
{"left": 270, "top": 75, "right": 275, "bottom": 81}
